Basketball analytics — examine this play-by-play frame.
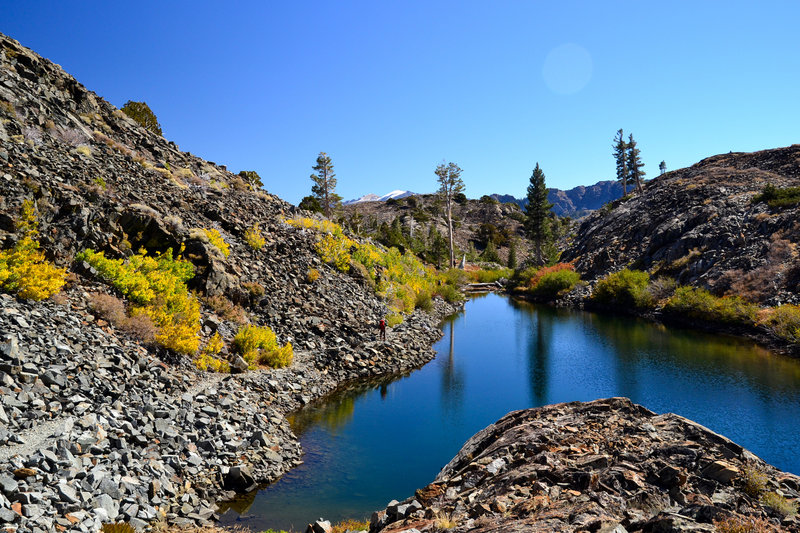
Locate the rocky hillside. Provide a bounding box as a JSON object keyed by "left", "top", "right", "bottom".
{"left": 371, "top": 398, "right": 800, "bottom": 533}
{"left": 0, "top": 31, "right": 460, "bottom": 531}
{"left": 562, "top": 146, "right": 800, "bottom": 306}
{"left": 493, "top": 179, "right": 624, "bottom": 218}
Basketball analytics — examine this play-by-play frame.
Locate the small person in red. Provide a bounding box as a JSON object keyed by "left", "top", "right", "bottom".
{"left": 379, "top": 317, "right": 386, "bottom": 341}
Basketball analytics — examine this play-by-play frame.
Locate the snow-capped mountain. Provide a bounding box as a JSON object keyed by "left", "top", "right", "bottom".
{"left": 343, "top": 190, "right": 417, "bottom": 205}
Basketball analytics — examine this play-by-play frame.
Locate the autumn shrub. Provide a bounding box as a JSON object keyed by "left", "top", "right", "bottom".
{"left": 87, "top": 292, "right": 127, "bottom": 325}
{"left": 386, "top": 313, "right": 403, "bottom": 327}
{"left": 289, "top": 217, "right": 463, "bottom": 314}
{"left": 592, "top": 269, "right": 654, "bottom": 309}
{"left": 331, "top": 519, "right": 369, "bottom": 533}
{"left": 204, "top": 228, "right": 230, "bottom": 258}
{"left": 664, "top": 286, "right": 758, "bottom": 326}
{"left": 316, "top": 233, "right": 353, "bottom": 272}
{"left": 76, "top": 247, "right": 200, "bottom": 354}
{"left": 530, "top": 269, "right": 580, "bottom": 300}
{"left": 307, "top": 268, "right": 320, "bottom": 283}
{"left": 204, "top": 294, "right": 248, "bottom": 324}
{"left": 242, "top": 281, "right": 265, "bottom": 299}
{"left": 760, "top": 491, "right": 798, "bottom": 517}
{"left": 713, "top": 515, "right": 779, "bottom": 533}
{"left": 645, "top": 276, "right": 678, "bottom": 303}
{"left": 195, "top": 333, "right": 229, "bottom": 373}
{"left": 0, "top": 201, "right": 66, "bottom": 300}
{"left": 244, "top": 224, "right": 266, "bottom": 250}
{"left": 762, "top": 304, "right": 800, "bottom": 344}
{"left": 741, "top": 465, "right": 768, "bottom": 498}
{"left": 233, "top": 324, "right": 293, "bottom": 368}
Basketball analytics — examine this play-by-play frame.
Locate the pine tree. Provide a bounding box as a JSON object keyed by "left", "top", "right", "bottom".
{"left": 612, "top": 129, "right": 628, "bottom": 197}
{"left": 238, "top": 170, "right": 263, "bottom": 190}
{"left": 435, "top": 161, "right": 465, "bottom": 268}
{"left": 507, "top": 238, "right": 517, "bottom": 269}
{"left": 121, "top": 101, "right": 162, "bottom": 136}
{"left": 427, "top": 225, "right": 448, "bottom": 269}
{"left": 525, "top": 163, "right": 553, "bottom": 266}
{"left": 627, "top": 134, "right": 645, "bottom": 194}
{"left": 310, "top": 152, "right": 342, "bottom": 218}
{"left": 659, "top": 161, "right": 667, "bottom": 175}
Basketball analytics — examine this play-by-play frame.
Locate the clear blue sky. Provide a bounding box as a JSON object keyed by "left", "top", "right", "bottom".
{"left": 4, "top": 1, "right": 799, "bottom": 204}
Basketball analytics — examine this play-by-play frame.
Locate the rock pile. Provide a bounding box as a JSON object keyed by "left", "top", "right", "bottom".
{"left": 370, "top": 398, "right": 800, "bottom": 533}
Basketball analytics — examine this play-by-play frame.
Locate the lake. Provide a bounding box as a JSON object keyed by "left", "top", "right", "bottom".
{"left": 219, "top": 292, "right": 800, "bottom": 531}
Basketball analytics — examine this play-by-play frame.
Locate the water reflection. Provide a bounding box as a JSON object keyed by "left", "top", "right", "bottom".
{"left": 219, "top": 293, "right": 800, "bottom": 531}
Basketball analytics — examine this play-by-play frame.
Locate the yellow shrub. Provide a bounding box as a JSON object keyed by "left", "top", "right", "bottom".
{"left": 76, "top": 247, "right": 200, "bottom": 354}
{"left": 203, "top": 228, "right": 230, "bottom": 258}
{"left": 386, "top": 312, "right": 403, "bottom": 327}
{"left": 233, "top": 324, "right": 293, "bottom": 368}
{"left": 195, "top": 334, "right": 229, "bottom": 372}
{"left": 307, "top": 268, "right": 320, "bottom": 283}
{"left": 315, "top": 233, "right": 353, "bottom": 272}
{"left": 0, "top": 201, "right": 66, "bottom": 301}
{"left": 244, "top": 224, "right": 266, "bottom": 250}
{"left": 75, "top": 145, "right": 92, "bottom": 156}
{"left": 285, "top": 216, "right": 341, "bottom": 235}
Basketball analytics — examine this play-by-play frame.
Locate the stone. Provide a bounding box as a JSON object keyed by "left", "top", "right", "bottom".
{"left": 701, "top": 461, "right": 739, "bottom": 484}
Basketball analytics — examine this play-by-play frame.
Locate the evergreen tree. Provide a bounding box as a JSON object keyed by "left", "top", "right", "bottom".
{"left": 524, "top": 163, "right": 553, "bottom": 266}
{"left": 507, "top": 238, "right": 517, "bottom": 269}
{"left": 298, "top": 195, "right": 322, "bottom": 213}
{"left": 238, "top": 170, "right": 263, "bottom": 190}
{"left": 612, "top": 129, "right": 628, "bottom": 197}
{"left": 659, "top": 160, "right": 667, "bottom": 175}
{"left": 481, "top": 240, "right": 500, "bottom": 263}
{"left": 627, "top": 134, "right": 645, "bottom": 194}
{"left": 121, "top": 101, "right": 162, "bottom": 136}
{"left": 435, "top": 161, "right": 465, "bottom": 268}
{"left": 427, "top": 224, "right": 448, "bottom": 269}
{"left": 310, "top": 152, "right": 342, "bottom": 218}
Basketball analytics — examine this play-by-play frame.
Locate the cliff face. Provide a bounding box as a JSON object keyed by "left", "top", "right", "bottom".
{"left": 371, "top": 398, "right": 800, "bottom": 533}
{"left": 561, "top": 146, "right": 800, "bottom": 305}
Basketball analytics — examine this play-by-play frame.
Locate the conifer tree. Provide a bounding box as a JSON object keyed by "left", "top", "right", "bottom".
{"left": 525, "top": 163, "right": 553, "bottom": 266}
{"left": 627, "top": 134, "right": 645, "bottom": 194}
{"left": 435, "top": 161, "right": 465, "bottom": 268}
{"left": 507, "top": 238, "right": 517, "bottom": 269}
{"left": 121, "top": 101, "right": 162, "bottom": 136}
{"left": 310, "top": 152, "right": 342, "bottom": 218}
{"left": 612, "top": 129, "right": 628, "bottom": 197}
{"left": 659, "top": 160, "right": 667, "bottom": 175}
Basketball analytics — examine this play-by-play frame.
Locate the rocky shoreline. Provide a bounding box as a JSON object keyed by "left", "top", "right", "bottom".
{"left": 0, "top": 290, "right": 461, "bottom": 532}
{"left": 369, "top": 398, "right": 800, "bottom": 533}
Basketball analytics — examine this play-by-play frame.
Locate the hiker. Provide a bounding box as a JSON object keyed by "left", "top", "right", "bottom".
{"left": 379, "top": 317, "right": 386, "bottom": 341}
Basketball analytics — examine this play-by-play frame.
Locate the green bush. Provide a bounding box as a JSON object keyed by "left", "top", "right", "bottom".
{"left": 753, "top": 183, "right": 800, "bottom": 208}
{"left": 592, "top": 269, "right": 654, "bottom": 309}
{"left": 664, "top": 286, "right": 758, "bottom": 326}
{"left": 469, "top": 268, "right": 513, "bottom": 284}
{"left": 530, "top": 269, "right": 580, "bottom": 300}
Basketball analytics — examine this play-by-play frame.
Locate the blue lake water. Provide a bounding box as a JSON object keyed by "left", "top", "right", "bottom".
{"left": 219, "top": 292, "right": 800, "bottom": 531}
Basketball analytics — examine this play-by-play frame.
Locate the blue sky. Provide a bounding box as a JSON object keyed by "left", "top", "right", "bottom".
{"left": 3, "top": 1, "right": 799, "bottom": 204}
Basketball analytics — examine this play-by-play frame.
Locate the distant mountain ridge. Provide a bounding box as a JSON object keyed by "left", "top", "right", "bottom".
{"left": 344, "top": 190, "right": 417, "bottom": 205}
{"left": 492, "top": 179, "right": 623, "bottom": 217}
